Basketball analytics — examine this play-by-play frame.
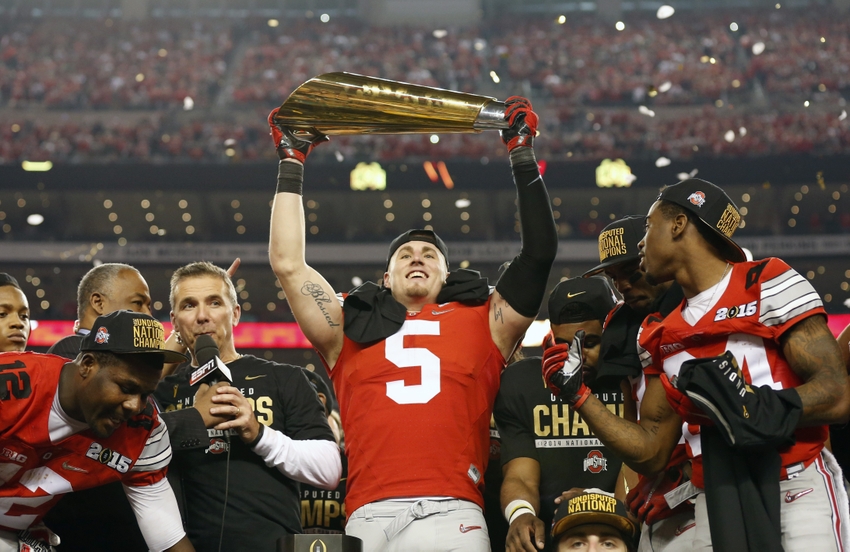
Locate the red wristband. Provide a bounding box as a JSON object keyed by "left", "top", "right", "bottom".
{"left": 571, "top": 384, "right": 592, "bottom": 410}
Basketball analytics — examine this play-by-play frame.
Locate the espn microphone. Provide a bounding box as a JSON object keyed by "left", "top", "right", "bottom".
{"left": 190, "top": 334, "right": 233, "bottom": 386}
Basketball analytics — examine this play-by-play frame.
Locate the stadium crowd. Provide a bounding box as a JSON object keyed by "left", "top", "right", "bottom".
{"left": 1, "top": 135, "right": 849, "bottom": 551}
{"left": 0, "top": 9, "right": 848, "bottom": 164}
{"left": 3, "top": 10, "right": 848, "bottom": 110}
{"left": 2, "top": 107, "right": 848, "bottom": 163}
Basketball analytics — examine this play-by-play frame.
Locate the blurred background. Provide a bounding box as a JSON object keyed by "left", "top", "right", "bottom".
{"left": 1, "top": 0, "right": 848, "bottom": 366}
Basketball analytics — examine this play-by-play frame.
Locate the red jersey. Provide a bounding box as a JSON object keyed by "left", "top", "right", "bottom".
{"left": 638, "top": 258, "right": 827, "bottom": 488}
{"left": 329, "top": 299, "right": 505, "bottom": 514}
{"left": 0, "top": 352, "right": 171, "bottom": 531}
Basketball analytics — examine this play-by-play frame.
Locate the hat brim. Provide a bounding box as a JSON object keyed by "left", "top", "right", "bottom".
{"left": 551, "top": 511, "right": 637, "bottom": 540}
{"left": 582, "top": 254, "right": 641, "bottom": 278}
{"left": 694, "top": 216, "right": 746, "bottom": 263}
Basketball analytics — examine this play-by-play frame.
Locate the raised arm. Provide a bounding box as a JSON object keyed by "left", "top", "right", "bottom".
{"left": 267, "top": 112, "right": 344, "bottom": 367}
{"left": 490, "top": 97, "right": 558, "bottom": 358}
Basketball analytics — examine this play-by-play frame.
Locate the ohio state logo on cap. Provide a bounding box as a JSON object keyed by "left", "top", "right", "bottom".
{"left": 688, "top": 191, "right": 706, "bottom": 207}
{"left": 583, "top": 450, "right": 608, "bottom": 473}
{"left": 94, "top": 327, "right": 110, "bottom": 344}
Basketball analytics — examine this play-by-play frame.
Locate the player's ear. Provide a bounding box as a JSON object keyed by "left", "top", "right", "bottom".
{"left": 671, "top": 212, "right": 688, "bottom": 240}
{"left": 90, "top": 292, "right": 106, "bottom": 316}
{"left": 78, "top": 352, "right": 97, "bottom": 379}
{"left": 382, "top": 271, "right": 391, "bottom": 289}
{"left": 231, "top": 303, "right": 241, "bottom": 327}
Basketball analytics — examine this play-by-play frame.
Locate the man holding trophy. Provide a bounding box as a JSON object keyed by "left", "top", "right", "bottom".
{"left": 267, "top": 77, "right": 557, "bottom": 551}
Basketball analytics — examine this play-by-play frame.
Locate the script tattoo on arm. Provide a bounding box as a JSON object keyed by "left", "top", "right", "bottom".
{"left": 492, "top": 300, "right": 504, "bottom": 325}
{"left": 301, "top": 281, "right": 340, "bottom": 328}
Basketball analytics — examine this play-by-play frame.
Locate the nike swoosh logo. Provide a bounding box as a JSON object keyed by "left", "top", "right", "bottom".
{"left": 431, "top": 309, "right": 455, "bottom": 316}
{"left": 566, "top": 291, "right": 586, "bottom": 298}
{"left": 674, "top": 522, "right": 695, "bottom": 536}
{"left": 244, "top": 375, "right": 267, "bottom": 380}
{"left": 785, "top": 488, "right": 813, "bottom": 503}
{"left": 62, "top": 461, "right": 88, "bottom": 474}
{"left": 459, "top": 524, "right": 482, "bottom": 533}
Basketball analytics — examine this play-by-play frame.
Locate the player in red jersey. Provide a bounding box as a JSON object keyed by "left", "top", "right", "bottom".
{"left": 0, "top": 310, "right": 194, "bottom": 552}
{"left": 547, "top": 178, "right": 850, "bottom": 552}
{"left": 268, "top": 97, "right": 557, "bottom": 551}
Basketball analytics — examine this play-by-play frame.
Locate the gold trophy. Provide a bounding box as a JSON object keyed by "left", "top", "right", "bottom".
{"left": 272, "top": 72, "right": 508, "bottom": 135}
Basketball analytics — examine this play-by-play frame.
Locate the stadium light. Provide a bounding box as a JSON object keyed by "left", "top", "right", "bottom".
{"left": 21, "top": 161, "right": 52, "bottom": 172}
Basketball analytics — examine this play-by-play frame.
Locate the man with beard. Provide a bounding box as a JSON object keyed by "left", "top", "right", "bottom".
{"left": 495, "top": 277, "right": 626, "bottom": 552}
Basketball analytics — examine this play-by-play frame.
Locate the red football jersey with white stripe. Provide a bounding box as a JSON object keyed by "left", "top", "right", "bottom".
{"left": 638, "top": 258, "right": 827, "bottom": 488}
{"left": 328, "top": 299, "right": 505, "bottom": 515}
{"left": 0, "top": 352, "right": 171, "bottom": 531}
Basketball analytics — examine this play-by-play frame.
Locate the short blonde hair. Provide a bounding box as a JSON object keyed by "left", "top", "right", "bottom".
{"left": 169, "top": 262, "right": 237, "bottom": 309}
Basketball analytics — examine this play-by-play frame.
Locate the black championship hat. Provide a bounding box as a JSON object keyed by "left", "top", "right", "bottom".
{"left": 548, "top": 276, "right": 618, "bottom": 325}
{"left": 0, "top": 273, "right": 21, "bottom": 289}
{"left": 656, "top": 178, "right": 746, "bottom": 263}
{"left": 551, "top": 490, "right": 637, "bottom": 542}
{"left": 80, "top": 310, "right": 188, "bottom": 363}
{"left": 583, "top": 215, "right": 645, "bottom": 277}
{"left": 386, "top": 229, "right": 449, "bottom": 271}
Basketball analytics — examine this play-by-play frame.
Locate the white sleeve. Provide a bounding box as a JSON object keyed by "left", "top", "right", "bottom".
{"left": 123, "top": 478, "right": 186, "bottom": 552}
{"left": 130, "top": 414, "right": 172, "bottom": 474}
{"left": 251, "top": 428, "right": 341, "bottom": 490}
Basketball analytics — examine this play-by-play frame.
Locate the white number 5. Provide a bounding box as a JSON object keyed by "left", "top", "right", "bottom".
{"left": 385, "top": 320, "right": 441, "bottom": 404}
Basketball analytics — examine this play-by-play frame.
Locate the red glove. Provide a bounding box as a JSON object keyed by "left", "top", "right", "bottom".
{"left": 626, "top": 466, "right": 691, "bottom": 526}
{"left": 268, "top": 108, "right": 329, "bottom": 163}
{"left": 542, "top": 330, "right": 591, "bottom": 407}
{"left": 659, "top": 373, "right": 711, "bottom": 425}
{"left": 500, "top": 96, "right": 539, "bottom": 152}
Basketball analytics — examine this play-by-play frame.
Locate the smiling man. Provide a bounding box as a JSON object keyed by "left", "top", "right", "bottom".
{"left": 268, "top": 96, "right": 557, "bottom": 551}
{"left": 0, "top": 310, "right": 193, "bottom": 552}
{"left": 0, "top": 274, "right": 30, "bottom": 352}
{"left": 155, "top": 261, "right": 340, "bottom": 551}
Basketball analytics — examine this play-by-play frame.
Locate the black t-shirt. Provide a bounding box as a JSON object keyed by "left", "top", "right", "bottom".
{"left": 301, "top": 452, "right": 347, "bottom": 534}
{"left": 484, "top": 416, "right": 508, "bottom": 552}
{"left": 494, "top": 358, "right": 625, "bottom": 541}
{"left": 155, "top": 355, "right": 335, "bottom": 552}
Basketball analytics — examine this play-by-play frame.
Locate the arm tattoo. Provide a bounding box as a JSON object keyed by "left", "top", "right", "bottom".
{"left": 493, "top": 301, "right": 504, "bottom": 324}
{"left": 301, "top": 281, "right": 340, "bottom": 327}
{"left": 782, "top": 315, "right": 847, "bottom": 421}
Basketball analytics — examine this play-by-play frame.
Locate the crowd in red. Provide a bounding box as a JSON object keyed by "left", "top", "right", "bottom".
{"left": 2, "top": 107, "right": 846, "bottom": 163}
{"left": 0, "top": 9, "right": 847, "bottom": 162}
{"left": 0, "top": 19, "right": 233, "bottom": 108}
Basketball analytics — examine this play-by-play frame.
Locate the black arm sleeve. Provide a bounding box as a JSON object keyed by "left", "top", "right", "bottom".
{"left": 495, "top": 147, "right": 558, "bottom": 318}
